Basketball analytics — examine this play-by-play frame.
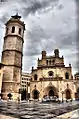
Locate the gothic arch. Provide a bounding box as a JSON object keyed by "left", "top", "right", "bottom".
{"left": 32, "top": 89, "right": 40, "bottom": 99}
{"left": 64, "top": 88, "right": 72, "bottom": 99}
{"left": 44, "top": 85, "right": 58, "bottom": 97}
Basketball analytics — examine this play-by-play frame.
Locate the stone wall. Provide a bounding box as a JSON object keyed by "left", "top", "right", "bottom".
{"left": 32, "top": 66, "right": 72, "bottom": 81}
{"left": 30, "top": 80, "right": 76, "bottom": 100}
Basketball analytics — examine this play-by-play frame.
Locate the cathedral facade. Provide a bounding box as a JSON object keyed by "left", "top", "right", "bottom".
{"left": 30, "top": 49, "right": 77, "bottom": 101}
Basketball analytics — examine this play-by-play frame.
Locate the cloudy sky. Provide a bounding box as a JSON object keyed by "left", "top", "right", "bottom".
{"left": 0, "top": 0, "right": 79, "bottom": 75}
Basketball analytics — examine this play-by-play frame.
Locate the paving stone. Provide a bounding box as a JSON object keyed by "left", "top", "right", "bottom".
{"left": 20, "top": 115, "right": 34, "bottom": 119}
{"left": 0, "top": 101, "right": 79, "bottom": 119}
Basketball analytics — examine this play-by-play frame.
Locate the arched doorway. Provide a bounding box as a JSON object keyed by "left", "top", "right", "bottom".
{"left": 75, "top": 88, "right": 79, "bottom": 100}
{"left": 44, "top": 85, "right": 58, "bottom": 98}
{"left": 49, "top": 89, "right": 54, "bottom": 96}
{"left": 66, "top": 89, "right": 71, "bottom": 99}
{"left": 21, "top": 89, "right": 26, "bottom": 100}
{"left": 32, "top": 89, "right": 39, "bottom": 99}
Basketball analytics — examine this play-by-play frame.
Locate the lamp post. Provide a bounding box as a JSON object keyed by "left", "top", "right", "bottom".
{"left": 18, "top": 88, "right": 21, "bottom": 103}
{"left": 61, "top": 91, "right": 64, "bottom": 103}
{"left": 26, "top": 81, "right": 30, "bottom": 104}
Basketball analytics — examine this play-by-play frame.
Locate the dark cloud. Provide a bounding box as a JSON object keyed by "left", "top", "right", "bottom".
{"left": 21, "top": 0, "right": 58, "bottom": 17}
{"left": 58, "top": 4, "right": 64, "bottom": 10}
{"left": 24, "top": 25, "right": 48, "bottom": 56}
{"left": 0, "top": 0, "right": 78, "bottom": 74}
{"left": 24, "top": 24, "right": 77, "bottom": 57}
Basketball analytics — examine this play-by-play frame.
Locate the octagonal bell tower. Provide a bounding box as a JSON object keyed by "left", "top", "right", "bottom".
{"left": 1, "top": 14, "right": 25, "bottom": 100}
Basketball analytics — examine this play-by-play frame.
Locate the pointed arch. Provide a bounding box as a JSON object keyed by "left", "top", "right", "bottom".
{"left": 32, "top": 89, "right": 40, "bottom": 99}
{"left": 64, "top": 88, "right": 72, "bottom": 99}
{"left": 44, "top": 85, "right": 59, "bottom": 98}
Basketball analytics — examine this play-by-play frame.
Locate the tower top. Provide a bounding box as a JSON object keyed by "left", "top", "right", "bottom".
{"left": 5, "top": 14, "right": 25, "bottom": 30}
{"left": 54, "top": 49, "right": 59, "bottom": 57}
{"left": 42, "top": 51, "right": 46, "bottom": 59}
{"left": 11, "top": 13, "right": 21, "bottom": 19}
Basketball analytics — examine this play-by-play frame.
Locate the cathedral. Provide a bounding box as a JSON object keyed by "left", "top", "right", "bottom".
{"left": 30, "top": 49, "right": 77, "bottom": 101}
{"left": 0, "top": 15, "right": 79, "bottom": 101}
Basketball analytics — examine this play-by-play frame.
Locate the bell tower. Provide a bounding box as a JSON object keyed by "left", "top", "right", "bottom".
{"left": 1, "top": 14, "right": 25, "bottom": 100}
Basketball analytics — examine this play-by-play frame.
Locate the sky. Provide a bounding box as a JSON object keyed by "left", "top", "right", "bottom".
{"left": 0, "top": 0, "right": 79, "bottom": 75}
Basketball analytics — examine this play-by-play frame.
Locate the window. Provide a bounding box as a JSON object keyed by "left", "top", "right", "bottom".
{"left": 49, "top": 60, "right": 51, "bottom": 65}
{"left": 19, "top": 28, "right": 21, "bottom": 35}
{"left": 12, "top": 26, "right": 15, "bottom": 33}
{"left": 34, "top": 74, "right": 38, "bottom": 80}
{"left": 77, "top": 88, "right": 79, "bottom": 93}
{"left": 48, "top": 71, "right": 54, "bottom": 77}
{"left": 46, "top": 60, "right": 48, "bottom": 65}
{"left": 65, "top": 72, "right": 69, "bottom": 79}
{"left": 0, "top": 65, "right": 1, "bottom": 69}
{"left": 52, "top": 60, "right": 55, "bottom": 64}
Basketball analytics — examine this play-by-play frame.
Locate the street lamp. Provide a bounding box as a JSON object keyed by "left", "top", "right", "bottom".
{"left": 18, "top": 88, "right": 21, "bottom": 103}
{"left": 27, "top": 81, "right": 30, "bottom": 100}
{"left": 61, "top": 91, "right": 64, "bottom": 103}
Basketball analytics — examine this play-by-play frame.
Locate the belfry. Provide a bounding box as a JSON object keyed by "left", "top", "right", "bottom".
{"left": 1, "top": 14, "right": 25, "bottom": 100}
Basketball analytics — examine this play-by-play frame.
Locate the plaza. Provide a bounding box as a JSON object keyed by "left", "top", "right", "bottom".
{"left": 0, "top": 100, "right": 79, "bottom": 119}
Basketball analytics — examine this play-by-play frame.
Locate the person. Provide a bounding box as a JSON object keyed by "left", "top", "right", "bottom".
{"left": 17, "top": 96, "right": 20, "bottom": 104}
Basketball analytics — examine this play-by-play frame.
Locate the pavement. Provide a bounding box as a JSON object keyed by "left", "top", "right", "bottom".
{"left": 0, "top": 115, "right": 19, "bottom": 119}
{"left": 0, "top": 100, "right": 79, "bottom": 119}
{"left": 56, "top": 109, "right": 79, "bottom": 119}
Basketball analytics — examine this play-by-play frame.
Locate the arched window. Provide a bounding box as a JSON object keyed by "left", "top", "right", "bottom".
{"left": 19, "top": 28, "right": 21, "bottom": 35}
{"left": 34, "top": 74, "right": 38, "bottom": 81}
{"left": 52, "top": 60, "right": 55, "bottom": 64}
{"left": 49, "top": 60, "right": 51, "bottom": 65}
{"left": 48, "top": 71, "right": 54, "bottom": 77}
{"left": 12, "top": 26, "right": 15, "bottom": 33}
{"left": 46, "top": 60, "right": 48, "bottom": 65}
{"left": 65, "top": 72, "right": 69, "bottom": 79}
